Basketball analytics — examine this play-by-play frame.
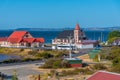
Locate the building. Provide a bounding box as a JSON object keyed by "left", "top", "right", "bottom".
{"left": 0, "top": 31, "right": 44, "bottom": 48}
{"left": 64, "top": 58, "right": 82, "bottom": 68}
{"left": 111, "top": 38, "right": 120, "bottom": 46}
{"left": 52, "top": 23, "right": 98, "bottom": 50}
{"left": 87, "top": 71, "right": 120, "bottom": 80}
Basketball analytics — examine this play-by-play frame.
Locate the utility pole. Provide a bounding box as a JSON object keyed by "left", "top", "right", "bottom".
{"left": 68, "top": 35, "right": 72, "bottom": 59}
{"left": 98, "top": 53, "right": 100, "bottom": 62}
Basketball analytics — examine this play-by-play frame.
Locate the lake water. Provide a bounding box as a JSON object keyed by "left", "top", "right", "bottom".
{"left": 0, "top": 54, "right": 11, "bottom": 62}
{"left": 0, "top": 54, "right": 21, "bottom": 62}
{"left": 0, "top": 30, "right": 110, "bottom": 43}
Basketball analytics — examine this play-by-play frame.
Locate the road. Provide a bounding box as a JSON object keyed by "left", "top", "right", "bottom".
{"left": 0, "top": 60, "right": 44, "bottom": 80}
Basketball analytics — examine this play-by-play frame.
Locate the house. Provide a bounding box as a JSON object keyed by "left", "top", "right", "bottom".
{"left": 52, "top": 23, "right": 98, "bottom": 50}
{"left": 0, "top": 31, "right": 44, "bottom": 48}
{"left": 87, "top": 71, "right": 120, "bottom": 80}
{"left": 111, "top": 38, "right": 120, "bottom": 46}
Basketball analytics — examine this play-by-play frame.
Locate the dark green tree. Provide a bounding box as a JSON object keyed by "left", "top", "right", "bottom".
{"left": 107, "top": 30, "right": 120, "bottom": 40}
{"left": 107, "top": 31, "right": 120, "bottom": 44}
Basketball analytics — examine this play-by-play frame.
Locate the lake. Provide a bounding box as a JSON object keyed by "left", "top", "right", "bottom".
{"left": 0, "top": 54, "right": 21, "bottom": 62}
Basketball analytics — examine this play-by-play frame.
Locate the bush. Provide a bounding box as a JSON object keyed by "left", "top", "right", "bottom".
{"left": 28, "top": 50, "right": 38, "bottom": 55}
{"left": 2, "top": 59, "right": 20, "bottom": 63}
{"left": 111, "top": 64, "right": 120, "bottom": 73}
{"left": 35, "top": 52, "right": 53, "bottom": 59}
{"left": 59, "top": 68, "right": 94, "bottom": 77}
{"left": 41, "top": 58, "right": 69, "bottom": 69}
{"left": 20, "top": 49, "right": 24, "bottom": 52}
{"left": 52, "top": 60, "right": 62, "bottom": 69}
{"left": 92, "top": 63, "right": 107, "bottom": 70}
{"left": 60, "top": 70, "right": 78, "bottom": 76}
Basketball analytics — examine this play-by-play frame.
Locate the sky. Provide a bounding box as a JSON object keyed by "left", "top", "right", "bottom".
{"left": 0, "top": 0, "right": 120, "bottom": 29}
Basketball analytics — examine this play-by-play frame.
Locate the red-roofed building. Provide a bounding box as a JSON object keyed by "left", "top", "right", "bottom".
{"left": 87, "top": 71, "right": 120, "bottom": 80}
{"left": 0, "top": 31, "right": 44, "bottom": 48}
{"left": 0, "top": 38, "right": 8, "bottom": 47}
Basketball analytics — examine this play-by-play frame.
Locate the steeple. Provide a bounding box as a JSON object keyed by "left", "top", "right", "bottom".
{"left": 75, "top": 23, "right": 80, "bottom": 30}
{"left": 74, "top": 23, "right": 80, "bottom": 43}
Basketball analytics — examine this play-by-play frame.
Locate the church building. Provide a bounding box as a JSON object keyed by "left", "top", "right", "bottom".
{"left": 52, "top": 23, "right": 98, "bottom": 50}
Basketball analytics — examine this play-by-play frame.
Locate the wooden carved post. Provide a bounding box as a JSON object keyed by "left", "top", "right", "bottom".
{"left": 38, "top": 74, "right": 40, "bottom": 80}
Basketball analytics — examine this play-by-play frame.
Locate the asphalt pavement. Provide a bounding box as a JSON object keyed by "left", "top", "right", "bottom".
{"left": 0, "top": 60, "right": 44, "bottom": 80}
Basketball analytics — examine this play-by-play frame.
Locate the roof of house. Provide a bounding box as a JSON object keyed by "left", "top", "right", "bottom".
{"left": 56, "top": 30, "right": 74, "bottom": 39}
{"left": 7, "top": 38, "right": 22, "bottom": 43}
{"left": 114, "top": 38, "right": 120, "bottom": 42}
{"left": 7, "top": 31, "right": 28, "bottom": 43}
{"left": 8, "top": 31, "right": 28, "bottom": 38}
{"left": 87, "top": 71, "right": 120, "bottom": 80}
{"left": 22, "top": 38, "right": 35, "bottom": 43}
{"left": 80, "top": 40, "right": 98, "bottom": 44}
{"left": 35, "top": 38, "right": 44, "bottom": 43}
{"left": 56, "top": 30, "right": 86, "bottom": 40}
{"left": 0, "top": 37, "right": 8, "bottom": 41}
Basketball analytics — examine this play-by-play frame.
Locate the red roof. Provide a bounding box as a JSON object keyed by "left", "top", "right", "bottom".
{"left": 8, "top": 31, "right": 27, "bottom": 38}
{"left": 7, "top": 38, "right": 22, "bottom": 43}
{"left": 7, "top": 31, "right": 44, "bottom": 43}
{"left": 0, "top": 38, "right": 8, "bottom": 41}
{"left": 7, "top": 31, "right": 28, "bottom": 43}
{"left": 35, "top": 38, "right": 44, "bottom": 43}
{"left": 22, "top": 38, "right": 35, "bottom": 43}
{"left": 87, "top": 71, "right": 120, "bottom": 80}
{"left": 75, "top": 23, "right": 80, "bottom": 30}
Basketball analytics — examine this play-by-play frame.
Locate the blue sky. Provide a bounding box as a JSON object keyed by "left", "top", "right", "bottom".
{"left": 0, "top": 0, "right": 120, "bottom": 29}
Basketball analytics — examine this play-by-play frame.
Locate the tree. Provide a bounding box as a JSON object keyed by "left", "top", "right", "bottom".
{"left": 107, "top": 31, "right": 120, "bottom": 44}
{"left": 107, "top": 30, "right": 120, "bottom": 40}
{"left": 107, "top": 47, "right": 120, "bottom": 73}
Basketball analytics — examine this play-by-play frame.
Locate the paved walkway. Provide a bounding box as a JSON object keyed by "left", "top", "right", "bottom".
{"left": 0, "top": 61, "right": 44, "bottom": 80}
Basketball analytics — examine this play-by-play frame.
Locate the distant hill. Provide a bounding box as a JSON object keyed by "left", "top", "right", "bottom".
{"left": 14, "top": 27, "right": 120, "bottom": 31}
{"left": 83, "top": 27, "right": 120, "bottom": 31}
{"left": 15, "top": 28, "right": 74, "bottom": 31}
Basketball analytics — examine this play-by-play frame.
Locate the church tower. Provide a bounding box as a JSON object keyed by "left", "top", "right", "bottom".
{"left": 74, "top": 23, "right": 80, "bottom": 43}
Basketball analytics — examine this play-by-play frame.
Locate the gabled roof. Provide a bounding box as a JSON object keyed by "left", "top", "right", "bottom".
{"left": 56, "top": 30, "right": 74, "bottom": 39}
{"left": 22, "top": 38, "right": 35, "bottom": 43}
{"left": 7, "top": 38, "right": 22, "bottom": 43}
{"left": 0, "top": 37, "right": 8, "bottom": 41}
{"left": 8, "top": 31, "right": 27, "bottom": 38}
{"left": 35, "top": 38, "right": 44, "bottom": 43}
{"left": 87, "top": 71, "right": 120, "bottom": 80}
{"left": 7, "top": 31, "right": 28, "bottom": 43}
{"left": 80, "top": 40, "right": 98, "bottom": 44}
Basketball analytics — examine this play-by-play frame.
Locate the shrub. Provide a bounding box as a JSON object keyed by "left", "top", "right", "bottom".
{"left": 59, "top": 68, "right": 94, "bottom": 77}
{"left": 52, "top": 60, "right": 62, "bottom": 69}
{"left": 35, "top": 52, "right": 53, "bottom": 59}
{"left": 2, "top": 59, "right": 20, "bottom": 63}
{"left": 111, "top": 64, "right": 120, "bottom": 73}
{"left": 92, "top": 63, "right": 107, "bottom": 70}
{"left": 20, "top": 49, "right": 24, "bottom": 52}
{"left": 41, "top": 58, "right": 56, "bottom": 68}
{"left": 28, "top": 50, "right": 38, "bottom": 55}
{"left": 41, "top": 58, "right": 69, "bottom": 69}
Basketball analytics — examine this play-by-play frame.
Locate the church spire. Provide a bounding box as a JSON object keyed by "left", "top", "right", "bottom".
{"left": 75, "top": 23, "right": 80, "bottom": 30}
